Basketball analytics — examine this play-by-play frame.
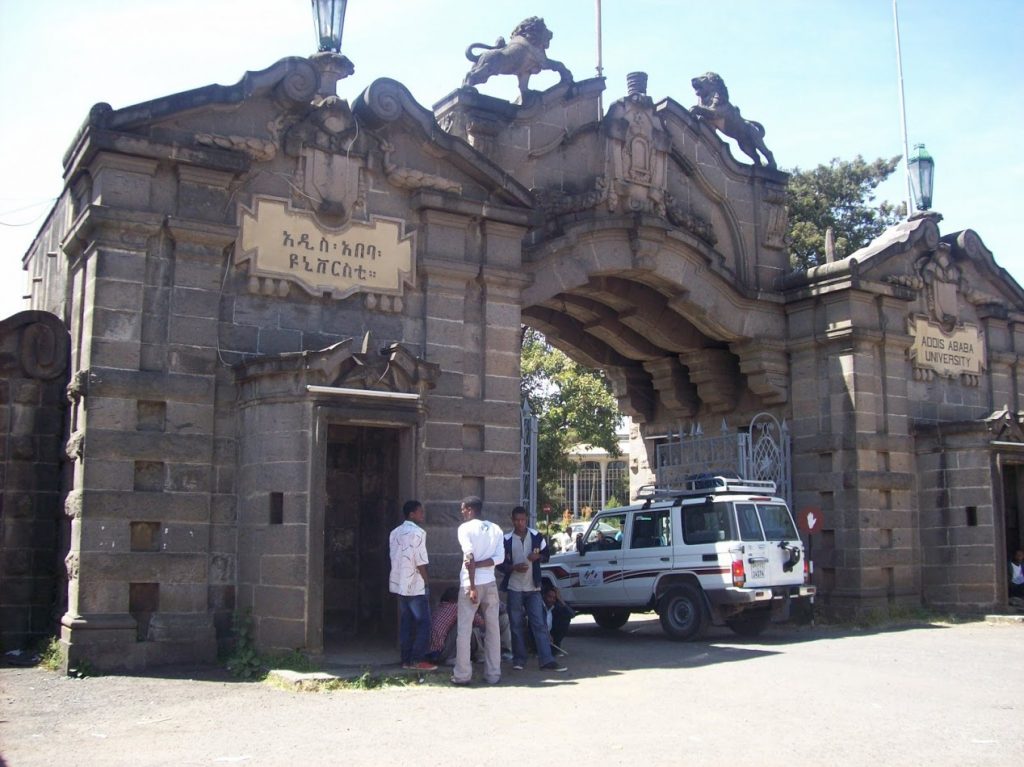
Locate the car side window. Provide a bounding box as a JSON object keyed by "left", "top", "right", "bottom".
{"left": 629, "top": 508, "right": 671, "bottom": 549}
{"left": 682, "top": 502, "right": 731, "bottom": 544}
{"left": 586, "top": 513, "right": 626, "bottom": 550}
{"left": 735, "top": 503, "right": 764, "bottom": 541}
{"left": 757, "top": 503, "right": 798, "bottom": 540}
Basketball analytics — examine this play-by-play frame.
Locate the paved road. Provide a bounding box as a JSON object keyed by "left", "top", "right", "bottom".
{"left": 2, "top": 616, "right": 1021, "bottom": 767}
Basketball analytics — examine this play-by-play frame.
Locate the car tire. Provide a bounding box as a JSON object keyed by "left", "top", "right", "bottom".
{"left": 592, "top": 607, "right": 631, "bottom": 630}
{"left": 725, "top": 609, "right": 770, "bottom": 637}
{"left": 658, "top": 585, "right": 708, "bottom": 641}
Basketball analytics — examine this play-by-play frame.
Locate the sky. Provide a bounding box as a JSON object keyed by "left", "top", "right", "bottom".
{"left": 1, "top": 0, "right": 1021, "bottom": 317}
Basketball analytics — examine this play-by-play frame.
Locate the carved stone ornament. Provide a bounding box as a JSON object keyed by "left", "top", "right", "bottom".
{"left": 235, "top": 333, "right": 440, "bottom": 400}
{"left": 194, "top": 132, "right": 277, "bottom": 162}
{"left": 605, "top": 76, "right": 670, "bottom": 217}
{"left": 987, "top": 408, "right": 1024, "bottom": 442}
{"left": 378, "top": 140, "right": 462, "bottom": 194}
{"left": 690, "top": 72, "right": 776, "bottom": 168}
{"left": 462, "top": 16, "right": 573, "bottom": 99}
{"left": 916, "top": 243, "right": 963, "bottom": 330}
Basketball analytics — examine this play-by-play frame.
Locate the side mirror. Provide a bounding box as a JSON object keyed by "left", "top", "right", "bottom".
{"left": 575, "top": 534, "right": 586, "bottom": 556}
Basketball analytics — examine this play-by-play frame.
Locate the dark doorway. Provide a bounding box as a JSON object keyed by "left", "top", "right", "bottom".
{"left": 323, "top": 424, "right": 400, "bottom": 648}
{"left": 1004, "top": 463, "right": 1024, "bottom": 559}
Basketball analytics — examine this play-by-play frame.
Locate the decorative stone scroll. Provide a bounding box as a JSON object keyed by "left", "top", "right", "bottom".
{"left": 236, "top": 195, "right": 414, "bottom": 299}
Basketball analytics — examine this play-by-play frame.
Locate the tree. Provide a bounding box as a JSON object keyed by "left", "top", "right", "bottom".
{"left": 520, "top": 328, "right": 621, "bottom": 508}
{"left": 786, "top": 155, "right": 904, "bottom": 271}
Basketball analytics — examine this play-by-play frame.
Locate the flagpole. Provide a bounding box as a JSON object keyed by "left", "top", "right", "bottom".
{"left": 893, "top": 0, "right": 914, "bottom": 217}
{"left": 596, "top": 0, "right": 604, "bottom": 119}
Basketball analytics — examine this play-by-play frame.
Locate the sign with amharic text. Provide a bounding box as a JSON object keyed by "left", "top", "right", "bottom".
{"left": 908, "top": 316, "right": 985, "bottom": 378}
{"left": 236, "top": 196, "right": 414, "bottom": 298}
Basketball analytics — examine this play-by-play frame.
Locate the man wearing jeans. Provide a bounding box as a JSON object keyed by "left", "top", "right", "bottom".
{"left": 499, "top": 506, "right": 567, "bottom": 672}
{"left": 388, "top": 500, "right": 436, "bottom": 671}
{"left": 451, "top": 495, "right": 505, "bottom": 685}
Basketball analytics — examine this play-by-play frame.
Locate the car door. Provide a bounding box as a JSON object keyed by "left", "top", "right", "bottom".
{"left": 734, "top": 501, "right": 770, "bottom": 587}
{"left": 569, "top": 512, "right": 629, "bottom": 606}
{"left": 621, "top": 506, "right": 674, "bottom": 603}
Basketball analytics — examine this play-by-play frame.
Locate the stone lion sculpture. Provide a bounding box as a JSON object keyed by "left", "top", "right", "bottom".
{"left": 691, "top": 72, "right": 776, "bottom": 169}
{"left": 463, "top": 17, "right": 573, "bottom": 99}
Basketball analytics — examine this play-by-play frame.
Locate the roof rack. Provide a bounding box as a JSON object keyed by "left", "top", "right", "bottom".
{"left": 636, "top": 475, "right": 777, "bottom": 500}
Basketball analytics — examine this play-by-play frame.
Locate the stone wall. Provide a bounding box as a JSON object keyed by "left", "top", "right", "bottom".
{"left": 0, "top": 311, "right": 70, "bottom": 652}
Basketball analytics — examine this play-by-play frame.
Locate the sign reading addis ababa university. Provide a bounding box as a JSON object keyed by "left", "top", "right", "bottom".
{"left": 909, "top": 317, "right": 985, "bottom": 378}
{"left": 236, "top": 196, "right": 414, "bottom": 299}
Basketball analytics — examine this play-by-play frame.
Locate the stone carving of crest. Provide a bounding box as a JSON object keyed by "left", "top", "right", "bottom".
{"left": 916, "top": 242, "right": 962, "bottom": 330}
{"left": 605, "top": 74, "right": 669, "bottom": 216}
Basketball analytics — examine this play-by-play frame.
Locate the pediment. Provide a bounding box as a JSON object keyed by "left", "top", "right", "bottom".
{"left": 234, "top": 334, "right": 439, "bottom": 401}
{"left": 63, "top": 59, "right": 536, "bottom": 223}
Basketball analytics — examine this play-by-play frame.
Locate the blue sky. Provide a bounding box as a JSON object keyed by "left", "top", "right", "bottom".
{"left": 1, "top": 0, "right": 1021, "bottom": 316}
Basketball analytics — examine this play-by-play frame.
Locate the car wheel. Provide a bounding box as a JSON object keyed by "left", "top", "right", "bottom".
{"left": 592, "top": 607, "right": 631, "bottom": 630}
{"left": 725, "top": 609, "right": 770, "bottom": 637}
{"left": 658, "top": 585, "right": 708, "bottom": 641}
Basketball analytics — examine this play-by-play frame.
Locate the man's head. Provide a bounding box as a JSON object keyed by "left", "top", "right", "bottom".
{"left": 402, "top": 499, "right": 425, "bottom": 525}
{"left": 460, "top": 495, "right": 483, "bottom": 521}
{"left": 542, "top": 586, "right": 559, "bottom": 608}
{"left": 511, "top": 505, "right": 528, "bottom": 536}
{"left": 1014, "top": 549, "right": 1024, "bottom": 564}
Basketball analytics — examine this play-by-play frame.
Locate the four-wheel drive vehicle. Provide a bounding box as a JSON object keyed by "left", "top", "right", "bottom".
{"left": 541, "top": 476, "right": 815, "bottom": 640}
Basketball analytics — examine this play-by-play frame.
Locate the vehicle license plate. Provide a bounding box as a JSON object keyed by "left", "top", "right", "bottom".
{"left": 750, "top": 561, "right": 766, "bottom": 579}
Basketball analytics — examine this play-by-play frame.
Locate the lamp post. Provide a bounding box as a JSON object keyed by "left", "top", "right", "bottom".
{"left": 310, "top": 0, "right": 353, "bottom": 97}
{"left": 908, "top": 143, "right": 935, "bottom": 212}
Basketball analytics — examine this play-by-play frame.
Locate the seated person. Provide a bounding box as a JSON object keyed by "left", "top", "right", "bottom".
{"left": 542, "top": 584, "right": 575, "bottom": 653}
{"left": 427, "top": 586, "right": 511, "bottom": 664}
{"left": 425, "top": 587, "right": 460, "bottom": 664}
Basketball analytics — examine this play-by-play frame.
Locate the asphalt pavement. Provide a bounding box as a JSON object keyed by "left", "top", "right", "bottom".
{"left": 2, "top": 615, "right": 1021, "bottom": 767}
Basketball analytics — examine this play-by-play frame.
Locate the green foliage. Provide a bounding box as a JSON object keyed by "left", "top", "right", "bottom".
{"left": 226, "top": 611, "right": 265, "bottom": 680}
{"left": 225, "top": 612, "right": 316, "bottom": 681}
{"left": 786, "top": 155, "right": 904, "bottom": 271}
{"left": 521, "top": 328, "right": 622, "bottom": 506}
{"left": 38, "top": 637, "right": 64, "bottom": 672}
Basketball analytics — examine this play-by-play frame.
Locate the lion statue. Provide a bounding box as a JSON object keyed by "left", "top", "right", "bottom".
{"left": 463, "top": 17, "right": 573, "bottom": 99}
{"left": 691, "top": 72, "right": 776, "bottom": 169}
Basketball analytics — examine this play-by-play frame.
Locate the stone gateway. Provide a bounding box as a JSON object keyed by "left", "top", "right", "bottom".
{"left": 7, "top": 27, "right": 1024, "bottom": 669}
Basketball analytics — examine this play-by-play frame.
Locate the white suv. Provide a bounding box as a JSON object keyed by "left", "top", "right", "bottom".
{"left": 542, "top": 476, "right": 815, "bottom": 640}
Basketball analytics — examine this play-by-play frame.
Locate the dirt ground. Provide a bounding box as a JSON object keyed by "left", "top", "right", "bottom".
{"left": 2, "top": 615, "right": 1022, "bottom": 767}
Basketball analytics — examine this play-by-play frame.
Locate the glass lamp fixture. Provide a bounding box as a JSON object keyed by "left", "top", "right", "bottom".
{"left": 312, "top": 0, "right": 347, "bottom": 53}
{"left": 908, "top": 143, "right": 935, "bottom": 211}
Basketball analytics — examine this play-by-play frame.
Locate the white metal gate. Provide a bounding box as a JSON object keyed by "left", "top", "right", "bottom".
{"left": 655, "top": 412, "right": 791, "bottom": 505}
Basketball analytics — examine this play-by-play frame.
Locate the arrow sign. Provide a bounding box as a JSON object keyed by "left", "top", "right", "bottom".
{"left": 798, "top": 506, "right": 823, "bottom": 535}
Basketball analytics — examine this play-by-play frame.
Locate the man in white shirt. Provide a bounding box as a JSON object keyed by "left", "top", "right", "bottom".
{"left": 451, "top": 495, "right": 504, "bottom": 685}
{"left": 389, "top": 500, "right": 436, "bottom": 671}
{"left": 1010, "top": 549, "right": 1024, "bottom": 604}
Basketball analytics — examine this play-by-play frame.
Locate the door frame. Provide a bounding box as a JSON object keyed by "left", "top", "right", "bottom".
{"left": 307, "top": 400, "right": 420, "bottom": 654}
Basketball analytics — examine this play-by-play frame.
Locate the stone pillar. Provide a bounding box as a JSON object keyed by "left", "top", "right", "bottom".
{"left": 58, "top": 163, "right": 228, "bottom": 668}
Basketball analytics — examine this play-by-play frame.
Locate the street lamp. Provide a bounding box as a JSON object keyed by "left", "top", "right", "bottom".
{"left": 908, "top": 143, "right": 935, "bottom": 212}
{"left": 312, "top": 0, "right": 347, "bottom": 53}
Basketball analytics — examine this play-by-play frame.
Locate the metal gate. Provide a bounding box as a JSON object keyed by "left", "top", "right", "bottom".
{"left": 520, "top": 400, "right": 539, "bottom": 526}
{"left": 655, "top": 412, "right": 791, "bottom": 505}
